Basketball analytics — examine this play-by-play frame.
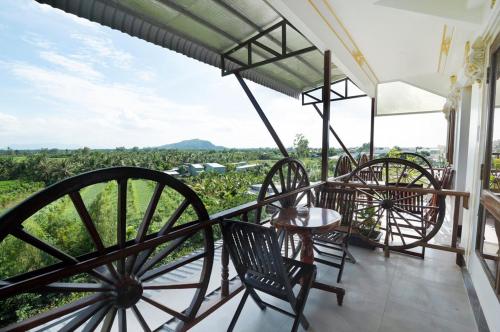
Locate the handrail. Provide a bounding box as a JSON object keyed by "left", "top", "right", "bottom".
{"left": 327, "top": 181, "right": 470, "bottom": 208}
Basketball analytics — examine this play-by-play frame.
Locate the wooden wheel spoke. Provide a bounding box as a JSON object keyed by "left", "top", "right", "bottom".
{"left": 132, "top": 305, "right": 151, "bottom": 332}
{"left": 136, "top": 235, "right": 190, "bottom": 276}
{"left": 359, "top": 206, "right": 383, "bottom": 238}
{"left": 286, "top": 164, "right": 292, "bottom": 192}
{"left": 118, "top": 308, "right": 127, "bottom": 332}
{"left": 136, "top": 183, "right": 165, "bottom": 242}
{"left": 353, "top": 204, "right": 381, "bottom": 214}
{"left": 405, "top": 173, "right": 424, "bottom": 187}
{"left": 278, "top": 168, "right": 286, "bottom": 192}
{"left": 60, "top": 301, "right": 108, "bottom": 332}
{"left": 392, "top": 208, "right": 424, "bottom": 237}
{"left": 82, "top": 304, "right": 111, "bottom": 332}
{"left": 143, "top": 282, "right": 201, "bottom": 290}
{"left": 101, "top": 306, "right": 117, "bottom": 332}
{"left": 159, "top": 199, "right": 190, "bottom": 235}
{"left": 3, "top": 294, "right": 109, "bottom": 331}
{"left": 396, "top": 165, "right": 408, "bottom": 185}
{"left": 367, "top": 166, "right": 381, "bottom": 185}
{"left": 126, "top": 183, "right": 165, "bottom": 275}
{"left": 70, "top": 191, "right": 120, "bottom": 280}
{"left": 11, "top": 227, "right": 114, "bottom": 285}
{"left": 140, "top": 251, "right": 207, "bottom": 282}
{"left": 388, "top": 210, "right": 406, "bottom": 246}
{"left": 294, "top": 189, "right": 308, "bottom": 206}
{"left": 36, "top": 282, "right": 112, "bottom": 293}
{"left": 117, "top": 179, "right": 128, "bottom": 274}
{"left": 270, "top": 182, "right": 280, "bottom": 195}
{"left": 141, "top": 296, "right": 189, "bottom": 322}
{"left": 269, "top": 202, "right": 283, "bottom": 211}
{"left": 355, "top": 187, "right": 383, "bottom": 200}
{"left": 391, "top": 193, "right": 424, "bottom": 203}
{"left": 392, "top": 205, "right": 423, "bottom": 218}
{"left": 11, "top": 227, "right": 77, "bottom": 264}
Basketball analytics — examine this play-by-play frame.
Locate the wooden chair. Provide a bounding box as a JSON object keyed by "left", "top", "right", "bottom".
{"left": 312, "top": 185, "right": 356, "bottom": 282}
{"left": 221, "top": 220, "right": 316, "bottom": 332}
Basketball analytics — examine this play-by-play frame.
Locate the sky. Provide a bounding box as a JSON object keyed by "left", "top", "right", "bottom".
{"left": 0, "top": 1, "right": 448, "bottom": 150}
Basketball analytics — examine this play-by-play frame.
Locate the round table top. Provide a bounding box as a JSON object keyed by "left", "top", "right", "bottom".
{"left": 271, "top": 207, "right": 341, "bottom": 233}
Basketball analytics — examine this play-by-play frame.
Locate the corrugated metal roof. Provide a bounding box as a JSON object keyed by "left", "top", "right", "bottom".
{"left": 35, "top": 0, "right": 345, "bottom": 98}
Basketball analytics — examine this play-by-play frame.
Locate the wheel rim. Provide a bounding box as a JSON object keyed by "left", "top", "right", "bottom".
{"left": 0, "top": 167, "right": 213, "bottom": 331}
{"left": 344, "top": 158, "right": 445, "bottom": 250}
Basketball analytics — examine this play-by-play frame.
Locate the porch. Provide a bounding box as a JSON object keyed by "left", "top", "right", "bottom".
{"left": 190, "top": 245, "right": 477, "bottom": 332}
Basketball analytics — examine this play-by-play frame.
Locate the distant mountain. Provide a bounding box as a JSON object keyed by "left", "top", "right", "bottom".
{"left": 157, "top": 139, "right": 225, "bottom": 150}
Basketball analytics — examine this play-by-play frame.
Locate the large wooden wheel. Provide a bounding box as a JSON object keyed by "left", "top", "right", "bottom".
{"left": 0, "top": 167, "right": 213, "bottom": 331}
{"left": 344, "top": 158, "right": 445, "bottom": 250}
{"left": 257, "top": 158, "right": 310, "bottom": 258}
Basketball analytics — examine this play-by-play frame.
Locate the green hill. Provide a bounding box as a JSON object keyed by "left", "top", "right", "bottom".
{"left": 158, "top": 139, "right": 225, "bottom": 150}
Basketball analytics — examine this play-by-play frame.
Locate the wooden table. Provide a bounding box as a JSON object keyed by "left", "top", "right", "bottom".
{"left": 271, "top": 207, "right": 346, "bottom": 305}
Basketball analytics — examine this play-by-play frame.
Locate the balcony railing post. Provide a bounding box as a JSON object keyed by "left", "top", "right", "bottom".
{"left": 221, "top": 242, "right": 229, "bottom": 297}
{"left": 451, "top": 196, "right": 464, "bottom": 266}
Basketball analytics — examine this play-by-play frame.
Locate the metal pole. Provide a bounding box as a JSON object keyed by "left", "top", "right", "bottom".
{"left": 235, "top": 73, "right": 289, "bottom": 157}
{"left": 321, "top": 50, "right": 331, "bottom": 181}
{"left": 369, "top": 97, "right": 375, "bottom": 160}
{"left": 313, "top": 104, "right": 357, "bottom": 166}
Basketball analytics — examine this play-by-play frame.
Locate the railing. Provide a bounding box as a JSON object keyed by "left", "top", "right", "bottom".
{"left": 479, "top": 190, "right": 500, "bottom": 296}
{"left": 0, "top": 166, "right": 470, "bottom": 331}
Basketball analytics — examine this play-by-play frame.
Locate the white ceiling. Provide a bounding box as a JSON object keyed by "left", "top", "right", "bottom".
{"left": 269, "top": 0, "right": 495, "bottom": 98}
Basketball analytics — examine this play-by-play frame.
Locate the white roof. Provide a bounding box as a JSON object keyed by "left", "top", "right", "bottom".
{"left": 205, "top": 163, "right": 225, "bottom": 168}
{"left": 190, "top": 164, "right": 204, "bottom": 169}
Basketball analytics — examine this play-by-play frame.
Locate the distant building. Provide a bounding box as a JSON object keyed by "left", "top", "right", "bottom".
{"left": 205, "top": 163, "right": 226, "bottom": 174}
{"left": 164, "top": 170, "right": 180, "bottom": 177}
{"left": 236, "top": 164, "right": 258, "bottom": 172}
{"left": 188, "top": 163, "right": 204, "bottom": 176}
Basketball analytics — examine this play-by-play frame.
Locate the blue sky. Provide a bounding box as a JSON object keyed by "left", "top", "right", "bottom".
{"left": 0, "top": 1, "right": 447, "bottom": 149}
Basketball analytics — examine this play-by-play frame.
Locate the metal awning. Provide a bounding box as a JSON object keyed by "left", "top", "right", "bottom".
{"left": 36, "top": 0, "right": 346, "bottom": 98}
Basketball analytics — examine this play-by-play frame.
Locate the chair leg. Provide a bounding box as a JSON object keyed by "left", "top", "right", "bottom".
{"left": 291, "top": 270, "right": 315, "bottom": 332}
{"left": 345, "top": 247, "right": 356, "bottom": 264}
{"left": 227, "top": 289, "right": 250, "bottom": 332}
{"left": 247, "top": 287, "right": 267, "bottom": 310}
{"left": 336, "top": 250, "right": 347, "bottom": 283}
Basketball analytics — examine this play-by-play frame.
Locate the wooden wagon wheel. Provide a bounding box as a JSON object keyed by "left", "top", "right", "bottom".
{"left": 257, "top": 158, "right": 311, "bottom": 258}
{"left": 397, "top": 152, "right": 434, "bottom": 177}
{"left": 334, "top": 155, "right": 353, "bottom": 177}
{"left": 358, "top": 153, "right": 370, "bottom": 166}
{"left": 0, "top": 167, "right": 213, "bottom": 332}
{"left": 344, "top": 158, "right": 445, "bottom": 250}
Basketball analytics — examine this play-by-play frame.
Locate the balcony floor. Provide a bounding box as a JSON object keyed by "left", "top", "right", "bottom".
{"left": 190, "top": 246, "right": 478, "bottom": 332}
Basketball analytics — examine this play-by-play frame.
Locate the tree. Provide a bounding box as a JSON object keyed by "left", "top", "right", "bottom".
{"left": 293, "top": 134, "right": 310, "bottom": 158}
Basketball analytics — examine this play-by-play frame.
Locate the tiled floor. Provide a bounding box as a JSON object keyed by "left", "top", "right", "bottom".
{"left": 191, "top": 246, "right": 478, "bottom": 332}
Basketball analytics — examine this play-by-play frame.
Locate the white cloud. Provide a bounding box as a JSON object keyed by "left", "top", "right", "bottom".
{"left": 70, "top": 34, "right": 134, "bottom": 69}
{"left": 39, "top": 51, "right": 102, "bottom": 79}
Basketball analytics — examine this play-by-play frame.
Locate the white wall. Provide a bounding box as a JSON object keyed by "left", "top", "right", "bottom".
{"left": 461, "top": 80, "right": 500, "bottom": 332}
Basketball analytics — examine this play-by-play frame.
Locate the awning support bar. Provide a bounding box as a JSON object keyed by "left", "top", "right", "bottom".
{"left": 313, "top": 104, "right": 357, "bottom": 166}
{"left": 235, "top": 73, "right": 289, "bottom": 157}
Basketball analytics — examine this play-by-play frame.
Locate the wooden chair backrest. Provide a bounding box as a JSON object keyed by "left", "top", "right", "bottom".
{"left": 315, "top": 185, "right": 356, "bottom": 229}
{"left": 221, "top": 220, "right": 290, "bottom": 289}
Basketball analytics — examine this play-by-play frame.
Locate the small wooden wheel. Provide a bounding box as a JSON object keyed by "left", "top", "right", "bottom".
{"left": 257, "top": 158, "right": 311, "bottom": 258}
{"left": 344, "top": 158, "right": 445, "bottom": 250}
{"left": 0, "top": 167, "right": 213, "bottom": 331}
{"left": 334, "top": 155, "right": 353, "bottom": 177}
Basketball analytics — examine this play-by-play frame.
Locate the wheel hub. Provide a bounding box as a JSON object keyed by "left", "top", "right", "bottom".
{"left": 113, "top": 276, "right": 143, "bottom": 308}
{"left": 381, "top": 199, "right": 394, "bottom": 210}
